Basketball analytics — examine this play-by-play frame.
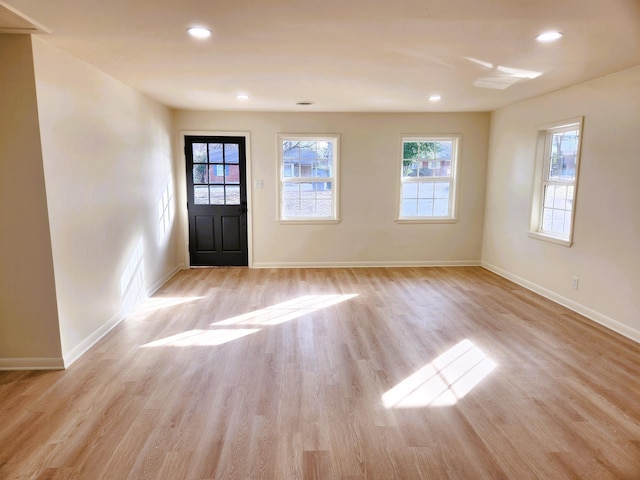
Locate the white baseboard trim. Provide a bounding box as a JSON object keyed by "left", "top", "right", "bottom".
{"left": 62, "top": 310, "right": 126, "bottom": 368}
{"left": 481, "top": 261, "right": 640, "bottom": 344}
{"left": 0, "top": 357, "right": 65, "bottom": 371}
{"left": 62, "top": 264, "right": 186, "bottom": 369}
{"left": 252, "top": 260, "right": 481, "bottom": 269}
{"left": 147, "top": 264, "right": 185, "bottom": 296}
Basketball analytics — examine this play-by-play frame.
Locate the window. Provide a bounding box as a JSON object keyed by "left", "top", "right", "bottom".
{"left": 398, "top": 136, "right": 460, "bottom": 222}
{"left": 530, "top": 118, "right": 583, "bottom": 246}
{"left": 278, "top": 134, "right": 339, "bottom": 222}
{"left": 191, "top": 142, "right": 240, "bottom": 205}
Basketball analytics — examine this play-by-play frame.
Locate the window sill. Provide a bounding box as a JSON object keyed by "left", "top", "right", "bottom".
{"left": 528, "top": 231, "right": 573, "bottom": 247}
{"left": 278, "top": 219, "right": 340, "bottom": 225}
{"left": 396, "top": 218, "right": 458, "bottom": 224}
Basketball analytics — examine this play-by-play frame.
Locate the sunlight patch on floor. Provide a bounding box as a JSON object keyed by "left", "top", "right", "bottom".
{"left": 140, "top": 328, "right": 260, "bottom": 347}
{"left": 139, "top": 294, "right": 358, "bottom": 348}
{"left": 132, "top": 296, "right": 204, "bottom": 314}
{"left": 382, "top": 339, "right": 497, "bottom": 408}
{"left": 211, "top": 294, "right": 359, "bottom": 326}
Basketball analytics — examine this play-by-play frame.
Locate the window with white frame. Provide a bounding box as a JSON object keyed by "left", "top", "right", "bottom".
{"left": 278, "top": 134, "right": 339, "bottom": 222}
{"left": 398, "top": 136, "right": 459, "bottom": 221}
{"left": 530, "top": 118, "right": 583, "bottom": 246}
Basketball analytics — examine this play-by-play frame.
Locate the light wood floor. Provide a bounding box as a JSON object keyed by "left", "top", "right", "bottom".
{"left": 1, "top": 267, "right": 639, "bottom": 479}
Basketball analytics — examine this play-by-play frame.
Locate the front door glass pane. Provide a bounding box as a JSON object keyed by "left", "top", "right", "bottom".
{"left": 208, "top": 143, "right": 223, "bottom": 162}
{"left": 225, "top": 144, "right": 239, "bottom": 163}
{"left": 191, "top": 141, "right": 243, "bottom": 206}
{"left": 209, "top": 165, "right": 224, "bottom": 184}
{"left": 193, "top": 165, "right": 207, "bottom": 184}
{"left": 193, "top": 143, "right": 208, "bottom": 163}
{"left": 226, "top": 165, "right": 240, "bottom": 184}
{"left": 194, "top": 186, "right": 209, "bottom": 204}
{"left": 226, "top": 186, "right": 240, "bottom": 205}
{"left": 209, "top": 185, "right": 225, "bottom": 205}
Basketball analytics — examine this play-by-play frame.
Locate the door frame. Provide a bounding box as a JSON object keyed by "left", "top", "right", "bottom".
{"left": 178, "top": 130, "right": 253, "bottom": 268}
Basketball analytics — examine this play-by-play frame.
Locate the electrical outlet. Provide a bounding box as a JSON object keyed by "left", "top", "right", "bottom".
{"left": 572, "top": 276, "right": 579, "bottom": 289}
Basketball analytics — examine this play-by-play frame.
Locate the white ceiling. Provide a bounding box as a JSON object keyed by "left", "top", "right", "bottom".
{"left": 3, "top": 0, "right": 640, "bottom": 112}
{"left": 0, "top": 1, "right": 48, "bottom": 34}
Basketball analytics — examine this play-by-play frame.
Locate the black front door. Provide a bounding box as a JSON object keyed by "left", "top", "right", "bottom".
{"left": 185, "top": 135, "right": 248, "bottom": 266}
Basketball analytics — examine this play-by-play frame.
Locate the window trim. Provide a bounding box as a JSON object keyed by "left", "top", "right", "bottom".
{"left": 277, "top": 133, "right": 340, "bottom": 224}
{"left": 396, "top": 134, "right": 461, "bottom": 223}
{"left": 529, "top": 116, "right": 584, "bottom": 247}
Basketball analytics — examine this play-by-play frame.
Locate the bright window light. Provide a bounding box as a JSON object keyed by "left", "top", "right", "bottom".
{"left": 382, "top": 339, "right": 497, "bottom": 408}
{"left": 139, "top": 294, "right": 358, "bottom": 348}
{"left": 157, "top": 177, "right": 174, "bottom": 244}
{"left": 132, "top": 296, "right": 204, "bottom": 314}
{"left": 495, "top": 65, "right": 542, "bottom": 79}
{"left": 141, "top": 329, "right": 260, "bottom": 348}
{"left": 212, "top": 294, "right": 358, "bottom": 326}
{"left": 120, "top": 239, "right": 145, "bottom": 315}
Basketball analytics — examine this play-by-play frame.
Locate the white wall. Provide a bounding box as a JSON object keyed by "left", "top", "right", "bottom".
{"left": 174, "top": 111, "right": 490, "bottom": 267}
{"left": 0, "top": 35, "right": 63, "bottom": 368}
{"left": 32, "top": 38, "right": 183, "bottom": 365}
{"left": 482, "top": 66, "right": 640, "bottom": 341}
{"left": 8, "top": 33, "right": 634, "bottom": 369}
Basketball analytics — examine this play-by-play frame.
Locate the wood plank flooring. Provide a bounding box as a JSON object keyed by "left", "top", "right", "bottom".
{"left": 1, "top": 267, "right": 639, "bottom": 479}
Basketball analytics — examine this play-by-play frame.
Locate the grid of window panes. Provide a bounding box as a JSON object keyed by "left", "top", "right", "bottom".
{"left": 400, "top": 138, "right": 456, "bottom": 218}
{"left": 540, "top": 127, "right": 579, "bottom": 237}
{"left": 192, "top": 142, "right": 240, "bottom": 205}
{"left": 280, "top": 138, "right": 336, "bottom": 219}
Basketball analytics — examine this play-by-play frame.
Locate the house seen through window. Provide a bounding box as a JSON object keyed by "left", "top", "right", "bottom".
{"left": 278, "top": 135, "right": 339, "bottom": 222}
{"left": 398, "top": 136, "right": 459, "bottom": 221}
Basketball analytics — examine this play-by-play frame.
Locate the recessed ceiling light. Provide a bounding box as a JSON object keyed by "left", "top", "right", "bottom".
{"left": 236, "top": 94, "right": 250, "bottom": 101}
{"left": 187, "top": 27, "right": 211, "bottom": 39}
{"left": 429, "top": 95, "right": 442, "bottom": 102}
{"left": 536, "top": 31, "right": 563, "bottom": 43}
